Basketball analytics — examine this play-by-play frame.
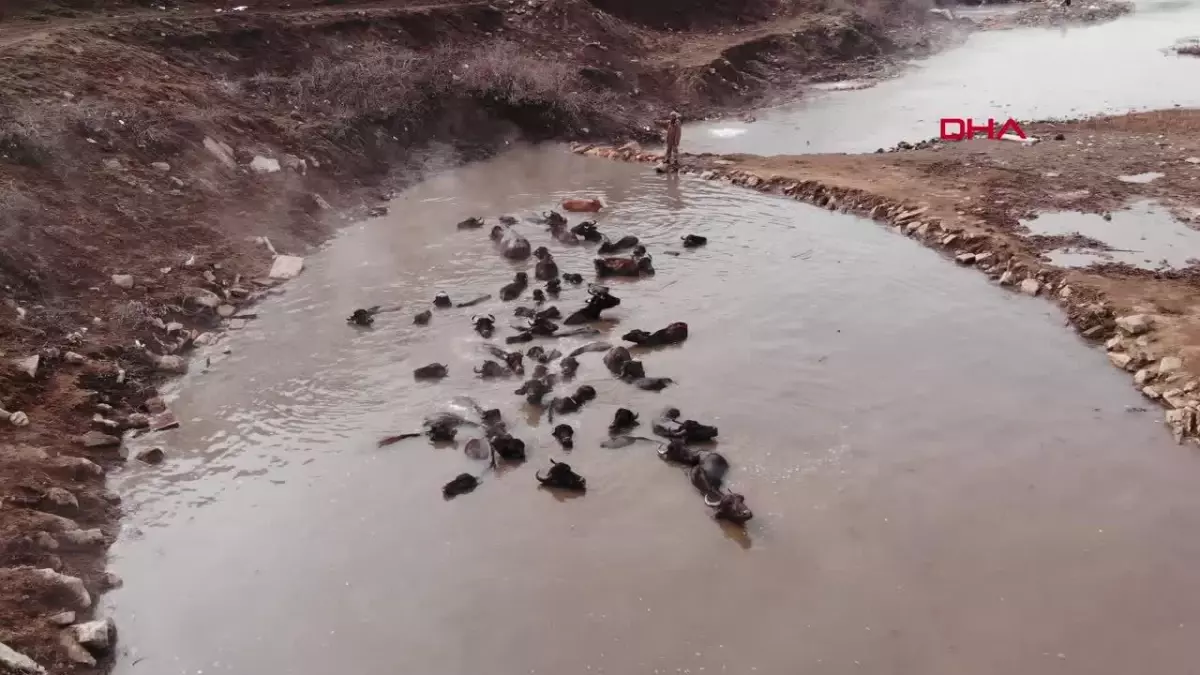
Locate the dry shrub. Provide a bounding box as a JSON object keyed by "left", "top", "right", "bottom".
{"left": 0, "top": 101, "right": 72, "bottom": 169}
{"left": 1179, "top": 44, "right": 1200, "bottom": 57}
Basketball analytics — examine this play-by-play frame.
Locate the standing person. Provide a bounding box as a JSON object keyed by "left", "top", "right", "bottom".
{"left": 662, "top": 111, "right": 682, "bottom": 172}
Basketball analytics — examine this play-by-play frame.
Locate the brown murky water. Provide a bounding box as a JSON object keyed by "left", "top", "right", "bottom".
{"left": 106, "top": 145, "right": 1200, "bottom": 675}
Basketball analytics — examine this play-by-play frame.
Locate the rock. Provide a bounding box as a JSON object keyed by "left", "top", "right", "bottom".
{"left": 193, "top": 332, "right": 215, "bottom": 346}
{"left": 268, "top": 255, "right": 304, "bottom": 280}
{"left": 1158, "top": 356, "right": 1183, "bottom": 373}
{"left": 150, "top": 161, "right": 171, "bottom": 172}
{"left": 367, "top": 205, "right": 389, "bottom": 217}
{"left": 203, "top": 137, "right": 236, "bottom": 168}
{"left": 100, "top": 571, "right": 123, "bottom": 590}
{"left": 217, "top": 304, "right": 237, "bottom": 318}
{"left": 1143, "top": 386, "right": 1161, "bottom": 400}
{"left": 1109, "top": 352, "right": 1134, "bottom": 370}
{"left": 617, "top": 141, "right": 641, "bottom": 154}
{"left": 281, "top": 154, "right": 307, "bottom": 174}
{"left": 48, "top": 611, "right": 76, "bottom": 626}
{"left": 72, "top": 618, "right": 116, "bottom": 652}
{"left": 136, "top": 447, "right": 165, "bottom": 464}
{"left": 166, "top": 321, "right": 184, "bottom": 334}
{"left": 150, "top": 409, "right": 179, "bottom": 432}
{"left": 64, "top": 351, "right": 86, "bottom": 364}
{"left": 250, "top": 155, "right": 281, "bottom": 173}
{"left": 34, "top": 532, "right": 58, "bottom": 550}
{"left": 998, "top": 270, "right": 1015, "bottom": 286}
{"left": 309, "top": 193, "right": 331, "bottom": 210}
{"left": 102, "top": 158, "right": 122, "bottom": 170}
{"left": 1134, "top": 368, "right": 1154, "bottom": 386}
{"left": 32, "top": 569, "right": 91, "bottom": 608}
{"left": 60, "top": 529, "right": 106, "bottom": 546}
{"left": 1105, "top": 335, "right": 1124, "bottom": 351}
{"left": 954, "top": 253, "right": 975, "bottom": 264}
{"left": 229, "top": 318, "right": 247, "bottom": 330}
{"left": 974, "top": 251, "right": 994, "bottom": 266}
{"left": 58, "top": 631, "right": 95, "bottom": 666}
{"left": 44, "top": 488, "right": 78, "bottom": 510}
{"left": 155, "top": 355, "right": 188, "bottom": 374}
{"left": 79, "top": 430, "right": 120, "bottom": 448}
{"left": 1019, "top": 278, "right": 1041, "bottom": 296}
{"left": 1115, "top": 314, "right": 1151, "bottom": 336}
{"left": 1163, "top": 389, "right": 1190, "bottom": 408}
{"left": 191, "top": 289, "right": 221, "bottom": 308}
{"left": 0, "top": 641, "right": 45, "bottom": 674}
{"left": 111, "top": 274, "right": 134, "bottom": 289}
{"left": 13, "top": 354, "right": 39, "bottom": 378}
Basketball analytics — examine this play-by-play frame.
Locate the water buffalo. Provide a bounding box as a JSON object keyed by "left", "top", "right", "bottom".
{"left": 563, "top": 286, "right": 621, "bottom": 325}
{"left": 709, "top": 491, "right": 754, "bottom": 524}
{"left": 443, "top": 473, "right": 480, "bottom": 498}
{"left": 544, "top": 211, "right": 567, "bottom": 227}
{"left": 499, "top": 215, "right": 518, "bottom": 225}
{"left": 515, "top": 377, "right": 554, "bottom": 405}
{"left": 553, "top": 424, "right": 575, "bottom": 450}
{"left": 682, "top": 234, "right": 708, "bottom": 248}
{"left": 500, "top": 272, "right": 529, "bottom": 301}
{"left": 598, "top": 235, "right": 639, "bottom": 255}
{"left": 536, "top": 459, "right": 587, "bottom": 491}
{"left": 546, "top": 278, "right": 562, "bottom": 297}
{"left": 457, "top": 217, "right": 485, "bottom": 230}
{"left": 413, "top": 363, "right": 448, "bottom": 380}
{"left": 604, "top": 346, "right": 632, "bottom": 374}
{"left": 562, "top": 273, "right": 584, "bottom": 285}
{"left": 433, "top": 292, "right": 453, "bottom": 308}
{"left": 474, "top": 360, "right": 508, "bottom": 378}
{"left": 570, "top": 221, "right": 604, "bottom": 242}
{"left": 490, "top": 433, "right": 527, "bottom": 462}
{"left": 495, "top": 227, "right": 532, "bottom": 260}
{"left": 472, "top": 314, "right": 496, "bottom": 338}
{"left": 532, "top": 289, "right": 546, "bottom": 304}
{"left": 595, "top": 254, "right": 654, "bottom": 278}
{"left": 623, "top": 322, "right": 688, "bottom": 348}
{"left": 609, "top": 408, "right": 639, "bottom": 433}
{"left": 652, "top": 407, "right": 718, "bottom": 442}
{"left": 483, "top": 345, "right": 524, "bottom": 375}
{"left": 348, "top": 306, "right": 379, "bottom": 326}
{"left": 534, "top": 247, "right": 559, "bottom": 281}
{"left": 560, "top": 355, "right": 579, "bottom": 378}
{"left": 547, "top": 385, "right": 596, "bottom": 422}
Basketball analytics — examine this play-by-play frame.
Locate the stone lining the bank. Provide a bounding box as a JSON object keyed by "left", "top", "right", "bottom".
{"left": 573, "top": 142, "right": 1200, "bottom": 445}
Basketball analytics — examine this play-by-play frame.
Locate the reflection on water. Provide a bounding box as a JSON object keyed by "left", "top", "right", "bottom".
{"left": 686, "top": 0, "right": 1200, "bottom": 155}
{"left": 106, "top": 145, "right": 1200, "bottom": 675}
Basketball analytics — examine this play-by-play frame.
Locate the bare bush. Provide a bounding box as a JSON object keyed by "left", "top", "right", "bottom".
{"left": 0, "top": 100, "right": 72, "bottom": 169}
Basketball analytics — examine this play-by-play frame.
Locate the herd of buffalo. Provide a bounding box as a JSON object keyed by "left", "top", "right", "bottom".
{"left": 348, "top": 198, "right": 753, "bottom": 526}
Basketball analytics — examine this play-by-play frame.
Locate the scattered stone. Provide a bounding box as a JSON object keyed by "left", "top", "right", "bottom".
{"left": 1163, "top": 389, "right": 1190, "bottom": 408}
{"left": 1158, "top": 356, "right": 1183, "bottom": 373}
{"left": 1, "top": 409, "right": 28, "bottom": 426}
{"left": 44, "top": 487, "right": 78, "bottom": 510}
{"left": 229, "top": 318, "right": 247, "bottom": 330}
{"left": 59, "top": 529, "right": 106, "bottom": 546}
{"left": 217, "top": 304, "right": 237, "bottom": 318}
{"left": 1019, "top": 278, "right": 1041, "bottom": 296}
{"left": 203, "top": 137, "right": 236, "bottom": 168}
{"left": 974, "top": 251, "right": 994, "bottom": 266}
{"left": 1109, "top": 352, "right": 1134, "bottom": 370}
{"left": 998, "top": 270, "right": 1015, "bottom": 286}
{"left": 954, "top": 253, "right": 975, "bottom": 265}
{"left": 368, "top": 205, "right": 389, "bottom": 217}
{"left": 59, "top": 631, "right": 95, "bottom": 666}
{"left": 0, "top": 641, "right": 45, "bottom": 674}
{"left": 150, "top": 161, "right": 171, "bottom": 172}
{"left": 1105, "top": 335, "right": 1124, "bottom": 351}
{"left": 34, "top": 532, "right": 58, "bottom": 550}
{"left": 309, "top": 193, "right": 331, "bottom": 210}
{"left": 191, "top": 289, "right": 221, "bottom": 308}
{"left": 64, "top": 351, "right": 86, "bottom": 364}
{"left": 100, "top": 571, "right": 123, "bottom": 590}
{"left": 1115, "top": 314, "right": 1151, "bottom": 336}
{"left": 281, "top": 154, "right": 307, "bottom": 174}
{"left": 166, "top": 322, "right": 184, "bottom": 334}
{"left": 32, "top": 569, "right": 91, "bottom": 608}
{"left": 1134, "top": 368, "right": 1155, "bottom": 386}
{"left": 268, "top": 255, "right": 304, "bottom": 280}
{"left": 150, "top": 409, "right": 179, "bottom": 432}
{"left": 1058, "top": 285, "right": 1072, "bottom": 300}
{"left": 154, "top": 354, "right": 189, "bottom": 374}
{"left": 111, "top": 274, "right": 134, "bottom": 289}
{"left": 1143, "top": 386, "right": 1161, "bottom": 400}
{"left": 13, "top": 354, "right": 39, "bottom": 378}
{"left": 79, "top": 430, "right": 120, "bottom": 448}
{"left": 250, "top": 155, "right": 281, "bottom": 173}
{"left": 136, "top": 447, "right": 165, "bottom": 464}
{"left": 72, "top": 618, "right": 116, "bottom": 652}
{"left": 48, "top": 611, "right": 76, "bottom": 626}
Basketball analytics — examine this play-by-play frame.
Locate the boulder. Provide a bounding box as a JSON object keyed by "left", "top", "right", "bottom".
{"left": 136, "top": 447, "right": 165, "bottom": 464}
{"left": 64, "top": 351, "right": 86, "bottom": 364}
{"left": 59, "top": 529, "right": 105, "bottom": 546}
{"left": 13, "top": 354, "right": 39, "bottom": 378}
{"left": 79, "top": 430, "right": 120, "bottom": 448}
{"left": 203, "top": 137, "right": 236, "bottom": 168}
{"left": 1109, "top": 352, "right": 1134, "bottom": 370}
{"left": 268, "top": 255, "right": 304, "bottom": 280}
{"left": 954, "top": 253, "right": 975, "bottom": 265}
{"left": 44, "top": 487, "right": 78, "bottom": 510}
{"left": 32, "top": 569, "right": 90, "bottom": 608}
{"left": 1134, "top": 368, "right": 1154, "bottom": 386}
{"left": 0, "top": 641, "right": 45, "bottom": 674}
{"left": 154, "top": 355, "right": 189, "bottom": 374}
{"left": 111, "top": 274, "right": 134, "bottom": 289}
{"left": 1019, "top": 278, "right": 1040, "bottom": 296}
{"left": 1158, "top": 356, "right": 1184, "bottom": 373}
{"left": 217, "top": 304, "right": 237, "bottom": 318}
{"left": 58, "top": 631, "right": 95, "bottom": 666}
{"left": 998, "top": 270, "right": 1015, "bottom": 286}
{"left": 72, "top": 618, "right": 116, "bottom": 652}
{"left": 1115, "top": 314, "right": 1151, "bottom": 336}
{"left": 250, "top": 155, "right": 281, "bottom": 173}
{"left": 150, "top": 161, "right": 171, "bottom": 172}
{"left": 48, "top": 611, "right": 76, "bottom": 626}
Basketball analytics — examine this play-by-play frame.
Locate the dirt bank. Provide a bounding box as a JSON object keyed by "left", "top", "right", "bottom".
{"left": 0, "top": 0, "right": 976, "bottom": 670}
{"left": 579, "top": 105, "right": 1200, "bottom": 444}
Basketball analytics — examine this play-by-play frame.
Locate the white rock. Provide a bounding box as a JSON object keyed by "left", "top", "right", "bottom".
{"left": 72, "top": 618, "right": 115, "bottom": 652}
{"left": 955, "top": 253, "right": 975, "bottom": 264}
{"left": 64, "top": 351, "right": 86, "bottom": 364}
{"left": 192, "top": 289, "right": 221, "bottom": 308}
{"left": 974, "top": 252, "right": 994, "bottom": 266}
{"left": 45, "top": 487, "right": 78, "bottom": 510}
{"left": 0, "top": 641, "right": 45, "bottom": 674}
{"left": 166, "top": 322, "right": 184, "bottom": 334}
{"left": 203, "top": 136, "right": 236, "bottom": 168}
{"left": 111, "top": 274, "right": 134, "bottom": 289}
{"left": 250, "top": 155, "right": 281, "bottom": 173}
{"left": 998, "top": 270, "right": 1015, "bottom": 286}
{"left": 1019, "top": 278, "right": 1041, "bottom": 296}
{"left": 1134, "top": 368, "right": 1154, "bottom": 386}
{"left": 268, "top": 255, "right": 304, "bottom": 280}
{"left": 282, "top": 154, "right": 307, "bottom": 174}
{"left": 59, "top": 529, "right": 105, "bottom": 546}
{"left": 59, "top": 631, "right": 95, "bottom": 666}
{"left": 79, "top": 430, "right": 120, "bottom": 448}
{"left": 1158, "top": 356, "right": 1184, "bottom": 373}
{"left": 155, "top": 355, "right": 189, "bottom": 374}
{"left": 1105, "top": 335, "right": 1123, "bottom": 351}
{"left": 1109, "top": 352, "right": 1134, "bottom": 370}
{"left": 229, "top": 318, "right": 247, "bottom": 330}
{"left": 150, "top": 161, "right": 171, "bottom": 172}
{"left": 217, "top": 304, "right": 236, "bottom": 318}
{"left": 1115, "top": 314, "right": 1151, "bottom": 336}
{"left": 193, "top": 332, "right": 216, "bottom": 346}
{"left": 13, "top": 354, "right": 39, "bottom": 378}
{"left": 48, "top": 611, "right": 76, "bottom": 626}
{"left": 1143, "top": 386, "right": 1161, "bottom": 400}
{"left": 32, "top": 569, "right": 91, "bottom": 608}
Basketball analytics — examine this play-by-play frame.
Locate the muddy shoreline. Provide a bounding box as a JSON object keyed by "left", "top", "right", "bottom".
{"left": 0, "top": 0, "right": 1155, "bottom": 671}
{"left": 578, "top": 106, "right": 1200, "bottom": 442}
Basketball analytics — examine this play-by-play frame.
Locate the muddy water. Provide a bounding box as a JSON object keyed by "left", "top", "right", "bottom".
{"left": 105, "top": 145, "right": 1200, "bottom": 675}
{"left": 688, "top": 0, "right": 1200, "bottom": 155}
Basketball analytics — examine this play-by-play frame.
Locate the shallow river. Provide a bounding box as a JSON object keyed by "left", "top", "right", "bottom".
{"left": 106, "top": 144, "right": 1200, "bottom": 675}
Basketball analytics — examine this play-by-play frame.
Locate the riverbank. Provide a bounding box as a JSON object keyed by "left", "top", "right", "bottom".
{"left": 0, "top": 0, "right": 976, "bottom": 671}
{"left": 579, "top": 106, "right": 1200, "bottom": 443}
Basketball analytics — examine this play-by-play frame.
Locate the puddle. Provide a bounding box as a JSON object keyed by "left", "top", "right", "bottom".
{"left": 1024, "top": 199, "right": 1200, "bottom": 269}
{"left": 1118, "top": 171, "right": 1166, "bottom": 183}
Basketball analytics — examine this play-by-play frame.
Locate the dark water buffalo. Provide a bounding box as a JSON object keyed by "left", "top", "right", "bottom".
{"left": 499, "top": 215, "right": 518, "bottom": 226}
{"left": 499, "top": 272, "right": 529, "bottom": 301}
{"left": 609, "top": 408, "right": 639, "bottom": 433}
{"left": 413, "top": 363, "right": 448, "bottom": 380}
{"left": 443, "top": 473, "right": 480, "bottom": 498}
{"left": 490, "top": 433, "right": 527, "bottom": 462}
{"left": 546, "top": 278, "right": 562, "bottom": 297}
{"left": 543, "top": 211, "right": 567, "bottom": 228}
{"left": 483, "top": 345, "right": 524, "bottom": 375}
{"left": 552, "top": 424, "right": 575, "bottom": 450}
{"left": 536, "top": 459, "right": 587, "bottom": 491}
{"left": 652, "top": 407, "right": 718, "bottom": 442}
{"left": 690, "top": 452, "right": 753, "bottom": 524}
{"left": 348, "top": 307, "right": 379, "bottom": 326}
{"left": 563, "top": 286, "right": 621, "bottom": 325}
{"left": 457, "top": 217, "right": 485, "bottom": 230}
{"left": 623, "top": 322, "right": 688, "bottom": 348}
{"left": 682, "top": 234, "right": 708, "bottom": 248}
{"left": 515, "top": 377, "right": 555, "bottom": 405}
{"left": 377, "top": 411, "right": 476, "bottom": 447}
{"left": 560, "top": 355, "right": 579, "bottom": 377}
{"left": 472, "top": 314, "right": 496, "bottom": 338}
{"left": 604, "top": 346, "right": 632, "bottom": 374}
{"left": 493, "top": 226, "right": 532, "bottom": 260}
{"left": 534, "top": 247, "right": 559, "bottom": 281}
{"left": 548, "top": 385, "right": 597, "bottom": 422}
{"left": 595, "top": 254, "right": 654, "bottom": 278}
{"left": 532, "top": 289, "right": 546, "bottom": 304}
{"left": 433, "top": 292, "right": 453, "bottom": 308}
{"left": 562, "top": 273, "right": 584, "bottom": 285}
{"left": 474, "top": 360, "right": 509, "bottom": 378}
{"left": 709, "top": 491, "right": 753, "bottom": 524}
{"left": 413, "top": 309, "right": 432, "bottom": 325}
{"left": 570, "top": 220, "right": 604, "bottom": 243}
{"left": 598, "top": 235, "right": 639, "bottom": 255}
